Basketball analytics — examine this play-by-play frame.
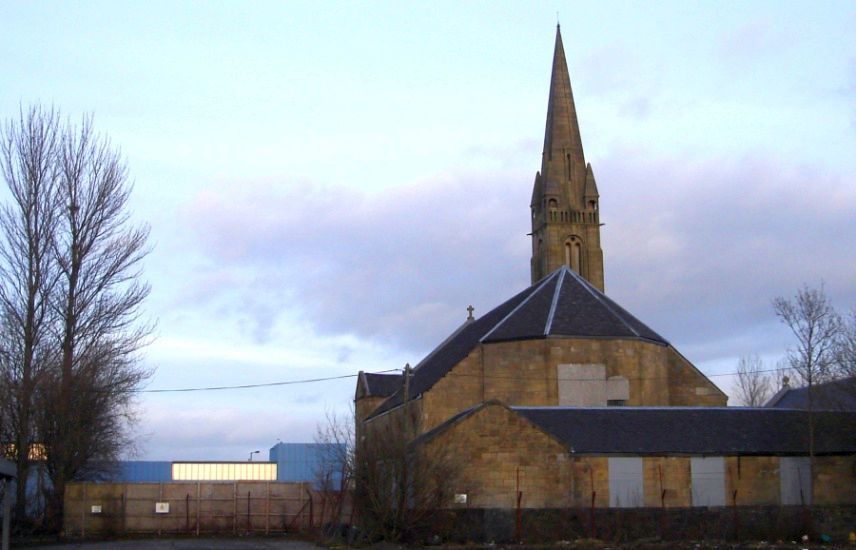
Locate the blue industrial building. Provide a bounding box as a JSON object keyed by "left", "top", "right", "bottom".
{"left": 104, "top": 442, "right": 346, "bottom": 485}
{"left": 269, "top": 442, "right": 346, "bottom": 487}
{"left": 111, "top": 461, "right": 171, "bottom": 482}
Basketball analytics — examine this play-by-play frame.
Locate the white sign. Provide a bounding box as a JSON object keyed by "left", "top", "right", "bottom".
{"left": 90, "top": 505, "right": 102, "bottom": 514}
{"left": 155, "top": 502, "right": 170, "bottom": 514}
{"left": 454, "top": 493, "right": 467, "bottom": 504}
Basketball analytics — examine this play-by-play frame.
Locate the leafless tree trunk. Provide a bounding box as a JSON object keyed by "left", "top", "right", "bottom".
{"left": 314, "top": 408, "right": 355, "bottom": 530}
{"left": 35, "top": 115, "right": 152, "bottom": 529}
{"left": 773, "top": 284, "right": 842, "bottom": 504}
{"left": 0, "top": 106, "right": 61, "bottom": 524}
{"left": 834, "top": 306, "right": 856, "bottom": 399}
{"left": 733, "top": 354, "right": 772, "bottom": 406}
{"left": 352, "top": 407, "right": 460, "bottom": 543}
{"left": 1, "top": 108, "right": 152, "bottom": 530}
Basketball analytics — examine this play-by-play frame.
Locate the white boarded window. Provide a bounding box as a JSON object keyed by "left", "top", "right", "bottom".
{"left": 557, "top": 364, "right": 606, "bottom": 406}
{"left": 606, "top": 376, "right": 629, "bottom": 406}
{"left": 691, "top": 457, "right": 725, "bottom": 507}
{"left": 780, "top": 456, "right": 812, "bottom": 505}
{"left": 608, "top": 457, "right": 644, "bottom": 508}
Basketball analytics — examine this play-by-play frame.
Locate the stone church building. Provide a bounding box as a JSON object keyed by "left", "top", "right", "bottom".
{"left": 355, "top": 26, "right": 855, "bottom": 510}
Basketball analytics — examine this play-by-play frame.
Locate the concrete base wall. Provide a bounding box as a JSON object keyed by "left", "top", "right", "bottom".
{"left": 63, "top": 481, "right": 349, "bottom": 537}
{"left": 440, "top": 505, "right": 856, "bottom": 544}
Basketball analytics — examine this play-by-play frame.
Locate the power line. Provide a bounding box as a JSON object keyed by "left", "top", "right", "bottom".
{"left": 136, "top": 365, "right": 789, "bottom": 394}
{"left": 138, "top": 369, "right": 400, "bottom": 393}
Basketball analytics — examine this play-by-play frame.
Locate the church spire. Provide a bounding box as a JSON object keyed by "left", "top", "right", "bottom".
{"left": 530, "top": 26, "right": 605, "bottom": 291}
{"left": 541, "top": 24, "right": 586, "bottom": 198}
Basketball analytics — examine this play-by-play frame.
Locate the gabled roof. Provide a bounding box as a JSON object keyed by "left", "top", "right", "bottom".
{"left": 409, "top": 401, "right": 495, "bottom": 449}
{"left": 514, "top": 406, "right": 856, "bottom": 456}
{"left": 766, "top": 377, "right": 856, "bottom": 411}
{"left": 482, "top": 266, "right": 667, "bottom": 344}
{"left": 358, "top": 371, "right": 403, "bottom": 399}
{"left": 367, "top": 266, "right": 669, "bottom": 419}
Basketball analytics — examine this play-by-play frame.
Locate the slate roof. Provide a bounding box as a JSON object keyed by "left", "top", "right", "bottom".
{"left": 513, "top": 406, "right": 856, "bottom": 456}
{"left": 361, "top": 372, "right": 403, "bottom": 398}
{"left": 766, "top": 377, "right": 856, "bottom": 411}
{"left": 368, "top": 266, "right": 669, "bottom": 419}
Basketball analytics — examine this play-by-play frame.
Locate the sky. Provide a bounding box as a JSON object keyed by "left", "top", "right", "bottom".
{"left": 1, "top": 1, "right": 855, "bottom": 460}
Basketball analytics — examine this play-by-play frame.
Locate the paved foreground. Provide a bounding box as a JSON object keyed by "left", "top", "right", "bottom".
{"left": 23, "top": 537, "right": 319, "bottom": 549}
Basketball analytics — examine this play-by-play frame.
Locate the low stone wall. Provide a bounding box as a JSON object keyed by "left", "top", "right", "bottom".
{"left": 440, "top": 506, "right": 856, "bottom": 544}
{"left": 63, "top": 481, "right": 350, "bottom": 537}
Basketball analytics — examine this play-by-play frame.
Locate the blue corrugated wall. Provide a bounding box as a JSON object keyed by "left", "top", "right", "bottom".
{"left": 269, "top": 442, "right": 346, "bottom": 487}
{"left": 110, "top": 461, "right": 171, "bottom": 482}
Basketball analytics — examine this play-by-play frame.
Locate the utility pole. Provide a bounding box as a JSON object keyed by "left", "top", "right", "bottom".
{"left": 400, "top": 363, "right": 413, "bottom": 520}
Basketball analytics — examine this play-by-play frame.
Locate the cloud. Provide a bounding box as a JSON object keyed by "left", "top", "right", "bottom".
{"left": 178, "top": 171, "right": 532, "bottom": 355}
{"left": 579, "top": 43, "right": 659, "bottom": 121}
{"left": 580, "top": 43, "right": 642, "bottom": 96}
{"left": 138, "top": 404, "right": 320, "bottom": 460}
{"left": 846, "top": 58, "right": 856, "bottom": 129}
{"left": 718, "top": 19, "right": 788, "bottom": 62}
{"left": 600, "top": 145, "right": 856, "bottom": 361}
{"left": 175, "top": 147, "right": 856, "bottom": 370}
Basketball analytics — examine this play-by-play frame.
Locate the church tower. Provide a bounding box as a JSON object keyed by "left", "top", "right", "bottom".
{"left": 530, "top": 25, "right": 604, "bottom": 290}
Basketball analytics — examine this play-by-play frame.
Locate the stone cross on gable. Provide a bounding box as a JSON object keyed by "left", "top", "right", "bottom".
{"left": 467, "top": 305, "right": 474, "bottom": 320}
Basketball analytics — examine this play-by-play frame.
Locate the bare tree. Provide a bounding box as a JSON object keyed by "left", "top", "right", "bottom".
{"left": 313, "top": 409, "right": 355, "bottom": 532}
{"left": 34, "top": 115, "right": 152, "bottom": 528}
{"left": 732, "top": 354, "right": 772, "bottom": 406}
{"left": 0, "top": 106, "right": 61, "bottom": 523}
{"left": 833, "top": 306, "right": 856, "bottom": 400}
{"left": 773, "top": 284, "right": 843, "bottom": 502}
{"left": 835, "top": 307, "right": 856, "bottom": 375}
{"left": 353, "top": 406, "right": 460, "bottom": 542}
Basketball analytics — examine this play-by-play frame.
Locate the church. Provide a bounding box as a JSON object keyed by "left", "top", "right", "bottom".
{"left": 355, "top": 26, "right": 855, "bottom": 511}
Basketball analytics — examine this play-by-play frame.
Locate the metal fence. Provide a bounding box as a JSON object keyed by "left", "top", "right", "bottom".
{"left": 64, "top": 481, "right": 349, "bottom": 537}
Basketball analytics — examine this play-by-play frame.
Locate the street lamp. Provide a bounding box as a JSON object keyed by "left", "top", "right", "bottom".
{"left": 248, "top": 450, "right": 260, "bottom": 461}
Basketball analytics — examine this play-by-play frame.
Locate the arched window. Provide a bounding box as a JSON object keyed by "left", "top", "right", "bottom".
{"left": 565, "top": 237, "right": 583, "bottom": 273}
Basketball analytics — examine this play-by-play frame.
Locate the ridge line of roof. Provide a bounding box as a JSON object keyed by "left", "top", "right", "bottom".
{"left": 544, "top": 267, "right": 566, "bottom": 335}
{"left": 414, "top": 319, "right": 472, "bottom": 371}
{"left": 567, "top": 268, "right": 642, "bottom": 338}
{"left": 480, "top": 270, "right": 557, "bottom": 343}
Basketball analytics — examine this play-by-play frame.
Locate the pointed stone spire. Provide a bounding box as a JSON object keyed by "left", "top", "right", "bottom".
{"left": 541, "top": 24, "right": 586, "bottom": 203}
{"left": 530, "top": 26, "right": 605, "bottom": 291}
{"left": 584, "top": 163, "right": 599, "bottom": 203}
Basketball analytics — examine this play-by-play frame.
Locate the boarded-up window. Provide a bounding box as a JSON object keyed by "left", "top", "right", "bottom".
{"left": 608, "top": 457, "right": 643, "bottom": 508}
{"left": 557, "top": 364, "right": 606, "bottom": 406}
{"left": 691, "top": 456, "right": 725, "bottom": 507}
{"left": 780, "top": 456, "right": 812, "bottom": 505}
{"left": 606, "top": 376, "right": 629, "bottom": 405}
